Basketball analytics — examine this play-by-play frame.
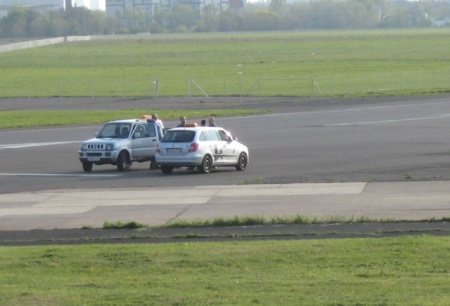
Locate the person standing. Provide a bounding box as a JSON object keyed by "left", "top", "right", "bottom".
{"left": 208, "top": 117, "right": 217, "bottom": 127}
{"left": 200, "top": 119, "right": 207, "bottom": 126}
{"left": 152, "top": 114, "right": 164, "bottom": 130}
{"left": 177, "top": 116, "right": 187, "bottom": 127}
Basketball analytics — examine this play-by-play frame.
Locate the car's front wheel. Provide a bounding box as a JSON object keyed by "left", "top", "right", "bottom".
{"left": 82, "top": 162, "right": 93, "bottom": 172}
{"left": 199, "top": 155, "right": 212, "bottom": 174}
{"left": 117, "top": 151, "right": 131, "bottom": 171}
{"left": 161, "top": 166, "right": 174, "bottom": 174}
{"left": 236, "top": 152, "right": 248, "bottom": 171}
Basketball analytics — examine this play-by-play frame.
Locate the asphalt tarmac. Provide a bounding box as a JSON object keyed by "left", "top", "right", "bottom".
{"left": 2, "top": 95, "right": 450, "bottom": 245}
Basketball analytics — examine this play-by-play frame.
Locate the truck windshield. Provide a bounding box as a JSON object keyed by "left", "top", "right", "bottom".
{"left": 97, "top": 123, "right": 132, "bottom": 139}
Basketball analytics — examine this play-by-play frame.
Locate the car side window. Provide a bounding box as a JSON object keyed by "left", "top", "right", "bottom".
{"left": 207, "top": 130, "right": 220, "bottom": 141}
{"left": 199, "top": 131, "right": 208, "bottom": 141}
{"left": 218, "top": 130, "right": 229, "bottom": 141}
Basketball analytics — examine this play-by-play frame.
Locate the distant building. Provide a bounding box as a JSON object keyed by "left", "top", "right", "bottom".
{"left": 0, "top": 0, "right": 64, "bottom": 16}
{"left": 73, "top": 0, "right": 105, "bottom": 10}
{"left": 105, "top": 0, "right": 235, "bottom": 21}
{"left": 0, "top": 0, "right": 104, "bottom": 17}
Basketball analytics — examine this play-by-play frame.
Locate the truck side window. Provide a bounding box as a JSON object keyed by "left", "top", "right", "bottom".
{"left": 145, "top": 124, "right": 156, "bottom": 137}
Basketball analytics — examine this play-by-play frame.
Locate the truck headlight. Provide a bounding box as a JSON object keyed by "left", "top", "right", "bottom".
{"left": 80, "top": 143, "right": 87, "bottom": 151}
{"left": 105, "top": 143, "right": 114, "bottom": 151}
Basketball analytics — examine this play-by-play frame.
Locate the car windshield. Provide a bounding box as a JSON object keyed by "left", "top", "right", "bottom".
{"left": 97, "top": 123, "right": 132, "bottom": 139}
{"left": 161, "top": 130, "right": 195, "bottom": 143}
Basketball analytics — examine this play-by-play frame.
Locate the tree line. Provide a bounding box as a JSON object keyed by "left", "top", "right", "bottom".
{"left": 1, "top": 0, "right": 450, "bottom": 38}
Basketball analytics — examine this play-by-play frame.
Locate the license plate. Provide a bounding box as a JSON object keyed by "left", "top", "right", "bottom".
{"left": 88, "top": 157, "right": 100, "bottom": 162}
{"left": 167, "top": 148, "right": 181, "bottom": 153}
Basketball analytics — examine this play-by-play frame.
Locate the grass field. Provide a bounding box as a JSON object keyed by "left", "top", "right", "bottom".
{"left": 0, "top": 108, "right": 267, "bottom": 129}
{"left": 2, "top": 30, "right": 450, "bottom": 305}
{"left": 1, "top": 236, "right": 450, "bottom": 305}
{"left": 1, "top": 29, "right": 450, "bottom": 98}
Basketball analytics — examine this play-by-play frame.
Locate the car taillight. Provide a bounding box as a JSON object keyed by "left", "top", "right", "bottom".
{"left": 188, "top": 143, "right": 199, "bottom": 152}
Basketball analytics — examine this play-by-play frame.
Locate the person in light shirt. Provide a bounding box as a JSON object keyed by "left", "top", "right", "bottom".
{"left": 151, "top": 114, "right": 164, "bottom": 130}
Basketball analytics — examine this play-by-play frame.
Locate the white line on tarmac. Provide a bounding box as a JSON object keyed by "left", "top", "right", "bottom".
{"left": 325, "top": 114, "right": 450, "bottom": 126}
{"left": 229, "top": 102, "right": 447, "bottom": 120}
{"left": 0, "top": 173, "right": 119, "bottom": 177}
{"left": 0, "top": 141, "right": 81, "bottom": 150}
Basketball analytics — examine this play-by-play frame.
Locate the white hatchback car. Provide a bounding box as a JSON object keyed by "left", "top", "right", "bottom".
{"left": 155, "top": 126, "right": 249, "bottom": 174}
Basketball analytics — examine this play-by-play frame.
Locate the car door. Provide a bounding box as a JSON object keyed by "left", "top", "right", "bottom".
{"left": 205, "top": 129, "right": 226, "bottom": 165}
{"left": 217, "top": 129, "right": 237, "bottom": 164}
{"left": 130, "top": 122, "right": 159, "bottom": 160}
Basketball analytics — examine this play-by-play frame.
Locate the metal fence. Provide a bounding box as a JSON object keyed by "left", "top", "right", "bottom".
{"left": 1, "top": 71, "right": 449, "bottom": 99}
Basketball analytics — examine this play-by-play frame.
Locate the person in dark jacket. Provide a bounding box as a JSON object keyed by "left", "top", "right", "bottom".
{"left": 208, "top": 117, "right": 217, "bottom": 127}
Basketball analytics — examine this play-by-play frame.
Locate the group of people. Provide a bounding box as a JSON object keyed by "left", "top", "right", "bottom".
{"left": 177, "top": 116, "right": 217, "bottom": 127}
{"left": 149, "top": 114, "right": 218, "bottom": 130}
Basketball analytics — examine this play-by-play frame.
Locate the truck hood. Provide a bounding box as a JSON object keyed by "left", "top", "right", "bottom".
{"left": 83, "top": 137, "right": 126, "bottom": 144}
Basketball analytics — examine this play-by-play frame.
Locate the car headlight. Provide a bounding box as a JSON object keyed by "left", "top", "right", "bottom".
{"left": 105, "top": 143, "right": 114, "bottom": 151}
{"left": 80, "top": 143, "right": 87, "bottom": 151}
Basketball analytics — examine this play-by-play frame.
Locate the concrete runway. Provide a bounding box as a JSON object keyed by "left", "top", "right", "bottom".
{"left": 1, "top": 181, "right": 450, "bottom": 231}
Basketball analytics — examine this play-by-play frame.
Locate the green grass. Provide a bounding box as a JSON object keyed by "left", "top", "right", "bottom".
{"left": 1, "top": 236, "right": 450, "bottom": 305}
{"left": 103, "top": 220, "right": 146, "bottom": 229}
{"left": 162, "top": 215, "right": 397, "bottom": 228}
{"left": 1, "top": 29, "right": 450, "bottom": 98}
{"left": 0, "top": 108, "right": 267, "bottom": 129}
{"left": 3, "top": 30, "right": 450, "bottom": 304}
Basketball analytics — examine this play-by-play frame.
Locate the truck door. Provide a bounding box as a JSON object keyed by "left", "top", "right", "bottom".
{"left": 130, "top": 122, "right": 159, "bottom": 160}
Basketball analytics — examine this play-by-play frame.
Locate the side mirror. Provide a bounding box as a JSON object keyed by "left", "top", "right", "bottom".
{"left": 133, "top": 132, "right": 141, "bottom": 139}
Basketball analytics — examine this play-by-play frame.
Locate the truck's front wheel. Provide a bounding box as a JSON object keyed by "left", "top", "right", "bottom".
{"left": 117, "top": 151, "right": 131, "bottom": 171}
{"left": 82, "top": 162, "right": 93, "bottom": 172}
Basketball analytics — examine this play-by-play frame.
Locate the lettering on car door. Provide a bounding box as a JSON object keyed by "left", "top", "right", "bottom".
{"left": 218, "top": 129, "right": 235, "bottom": 163}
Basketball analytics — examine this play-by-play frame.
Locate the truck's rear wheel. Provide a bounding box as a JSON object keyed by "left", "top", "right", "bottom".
{"left": 161, "top": 166, "right": 174, "bottom": 174}
{"left": 150, "top": 156, "right": 159, "bottom": 170}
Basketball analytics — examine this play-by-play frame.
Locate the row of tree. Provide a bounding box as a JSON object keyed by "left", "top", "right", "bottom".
{"left": 1, "top": 0, "right": 450, "bottom": 39}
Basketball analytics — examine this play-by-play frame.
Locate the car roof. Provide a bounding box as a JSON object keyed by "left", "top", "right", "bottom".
{"left": 169, "top": 127, "right": 223, "bottom": 131}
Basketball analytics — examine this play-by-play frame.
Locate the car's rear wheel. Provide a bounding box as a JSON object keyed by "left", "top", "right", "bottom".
{"left": 161, "top": 166, "right": 174, "bottom": 174}
{"left": 82, "top": 162, "right": 93, "bottom": 172}
{"left": 236, "top": 152, "right": 248, "bottom": 171}
{"left": 199, "top": 155, "right": 212, "bottom": 174}
{"left": 117, "top": 151, "right": 131, "bottom": 171}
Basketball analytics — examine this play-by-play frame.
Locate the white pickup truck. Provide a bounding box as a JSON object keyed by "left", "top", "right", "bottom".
{"left": 78, "top": 118, "right": 162, "bottom": 172}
